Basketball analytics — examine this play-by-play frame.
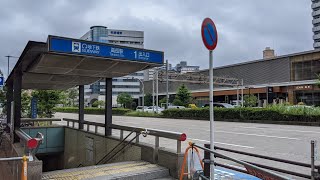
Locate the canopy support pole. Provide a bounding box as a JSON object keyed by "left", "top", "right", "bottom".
{"left": 105, "top": 78, "right": 112, "bottom": 136}
{"left": 13, "top": 69, "right": 22, "bottom": 143}
{"left": 79, "top": 85, "right": 84, "bottom": 130}
{"left": 6, "top": 81, "right": 13, "bottom": 127}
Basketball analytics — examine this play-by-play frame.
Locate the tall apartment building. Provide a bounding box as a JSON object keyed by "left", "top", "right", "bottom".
{"left": 312, "top": 0, "right": 320, "bottom": 49}
{"left": 80, "top": 26, "right": 144, "bottom": 106}
{"left": 175, "top": 61, "right": 199, "bottom": 74}
{"left": 143, "top": 62, "right": 172, "bottom": 81}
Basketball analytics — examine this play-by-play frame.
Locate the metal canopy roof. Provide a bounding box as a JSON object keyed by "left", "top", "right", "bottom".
{"left": 6, "top": 36, "right": 164, "bottom": 90}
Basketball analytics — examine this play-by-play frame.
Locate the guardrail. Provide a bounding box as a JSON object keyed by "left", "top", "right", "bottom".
{"left": 191, "top": 143, "right": 291, "bottom": 180}
{"left": 205, "top": 143, "right": 320, "bottom": 179}
{"left": 15, "top": 128, "right": 44, "bottom": 154}
{"left": 63, "top": 118, "right": 186, "bottom": 153}
{"left": 21, "top": 118, "right": 61, "bottom": 126}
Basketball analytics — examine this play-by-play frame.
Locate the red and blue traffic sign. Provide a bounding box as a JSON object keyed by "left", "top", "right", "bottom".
{"left": 201, "top": 18, "right": 218, "bottom": 51}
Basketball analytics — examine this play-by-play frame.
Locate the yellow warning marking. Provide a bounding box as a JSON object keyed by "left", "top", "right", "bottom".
{"left": 42, "top": 162, "right": 158, "bottom": 180}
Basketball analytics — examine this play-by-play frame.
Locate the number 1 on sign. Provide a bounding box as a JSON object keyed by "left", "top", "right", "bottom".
{"left": 134, "top": 51, "right": 137, "bottom": 59}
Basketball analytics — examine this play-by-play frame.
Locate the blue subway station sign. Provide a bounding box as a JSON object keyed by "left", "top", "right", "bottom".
{"left": 31, "top": 97, "right": 37, "bottom": 119}
{"left": 48, "top": 36, "right": 163, "bottom": 64}
{"left": 0, "top": 77, "right": 3, "bottom": 86}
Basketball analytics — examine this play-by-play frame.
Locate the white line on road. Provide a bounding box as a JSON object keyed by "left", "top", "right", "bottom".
{"left": 239, "top": 126, "right": 320, "bottom": 134}
{"left": 188, "top": 138, "right": 254, "bottom": 149}
{"left": 215, "top": 130, "right": 300, "bottom": 140}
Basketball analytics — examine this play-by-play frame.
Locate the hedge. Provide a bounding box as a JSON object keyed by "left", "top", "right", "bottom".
{"left": 161, "top": 108, "right": 320, "bottom": 122}
{"left": 54, "top": 107, "right": 131, "bottom": 115}
{"left": 55, "top": 106, "right": 320, "bottom": 123}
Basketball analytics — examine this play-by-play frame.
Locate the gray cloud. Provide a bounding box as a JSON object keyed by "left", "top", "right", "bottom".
{"left": 0, "top": 0, "right": 313, "bottom": 78}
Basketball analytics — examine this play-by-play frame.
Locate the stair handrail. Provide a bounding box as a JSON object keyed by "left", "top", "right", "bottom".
{"left": 96, "top": 128, "right": 139, "bottom": 165}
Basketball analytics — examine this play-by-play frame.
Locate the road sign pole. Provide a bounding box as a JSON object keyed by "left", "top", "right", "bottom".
{"left": 209, "top": 50, "right": 215, "bottom": 179}
{"left": 201, "top": 17, "right": 217, "bottom": 179}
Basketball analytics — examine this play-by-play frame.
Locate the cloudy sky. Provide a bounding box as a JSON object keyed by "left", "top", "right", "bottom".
{"left": 0, "top": 0, "right": 313, "bottom": 77}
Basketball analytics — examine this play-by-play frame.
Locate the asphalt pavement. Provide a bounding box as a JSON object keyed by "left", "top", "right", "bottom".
{"left": 54, "top": 112, "right": 319, "bottom": 179}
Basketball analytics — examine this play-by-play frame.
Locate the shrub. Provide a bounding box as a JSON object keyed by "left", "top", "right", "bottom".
{"left": 125, "top": 111, "right": 161, "bottom": 117}
{"left": 161, "top": 107, "right": 320, "bottom": 122}
{"left": 54, "top": 107, "right": 131, "bottom": 115}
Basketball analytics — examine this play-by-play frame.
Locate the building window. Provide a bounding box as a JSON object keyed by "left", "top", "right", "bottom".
{"left": 293, "top": 59, "right": 320, "bottom": 81}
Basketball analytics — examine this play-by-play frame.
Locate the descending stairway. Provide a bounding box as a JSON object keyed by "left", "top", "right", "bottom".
{"left": 42, "top": 161, "right": 174, "bottom": 180}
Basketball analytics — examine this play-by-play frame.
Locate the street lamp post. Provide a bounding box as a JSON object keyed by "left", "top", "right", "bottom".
{"left": 127, "top": 77, "right": 145, "bottom": 112}
{"left": 5, "top": 55, "right": 19, "bottom": 78}
{"left": 166, "top": 60, "right": 169, "bottom": 109}
{"left": 136, "top": 78, "right": 144, "bottom": 112}
{"left": 156, "top": 70, "right": 159, "bottom": 113}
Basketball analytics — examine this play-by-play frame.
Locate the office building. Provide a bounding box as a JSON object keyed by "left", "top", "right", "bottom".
{"left": 175, "top": 61, "right": 199, "bottom": 74}
{"left": 144, "top": 48, "right": 320, "bottom": 107}
{"left": 80, "top": 26, "right": 144, "bottom": 106}
{"left": 143, "top": 62, "right": 172, "bottom": 81}
{"left": 312, "top": 0, "right": 320, "bottom": 49}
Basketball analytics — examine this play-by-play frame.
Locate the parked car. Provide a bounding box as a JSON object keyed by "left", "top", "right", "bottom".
{"left": 167, "top": 106, "right": 186, "bottom": 109}
{"left": 144, "top": 106, "right": 164, "bottom": 113}
{"left": 202, "top": 103, "right": 234, "bottom": 108}
{"left": 136, "top": 106, "right": 148, "bottom": 112}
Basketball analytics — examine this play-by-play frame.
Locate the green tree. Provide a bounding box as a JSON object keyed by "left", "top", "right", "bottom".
{"left": 159, "top": 97, "right": 167, "bottom": 105}
{"left": 172, "top": 99, "right": 184, "bottom": 106}
{"left": 67, "top": 88, "right": 78, "bottom": 107}
{"left": 32, "top": 90, "right": 63, "bottom": 118}
{"left": 92, "top": 100, "right": 104, "bottom": 108}
{"left": 117, "top": 93, "right": 133, "bottom": 108}
{"left": 174, "top": 84, "right": 191, "bottom": 107}
{"left": 243, "top": 94, "right": 257, "bottom": 107}
{"left": 0, "top": 88, "right": 6, "bottom": 114}
{"left": 21, "top": 91, "right": 31, "bottom": 117}
{"left": 0, "top": 89, "right": 31, "bottom": 117}
{"left": 144, "top": 93, "right": 153, "bottom": 106}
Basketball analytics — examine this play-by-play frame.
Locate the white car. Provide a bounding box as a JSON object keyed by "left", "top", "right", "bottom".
{"left": 167, "top": 106, "right": 186, "bottom": 109}
{"left": 144, "top": 106, "right": 164, "bottom": 113}
{"left": 136, "top": 106, "right": 148, "bottom": 112}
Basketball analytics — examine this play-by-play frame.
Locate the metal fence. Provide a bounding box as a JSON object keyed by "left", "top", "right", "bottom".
{"left": 63, "top": 118, "right": 186, "bottom": 154}
{"left": 199, "top": 141, "right": 319, "bottom": 179}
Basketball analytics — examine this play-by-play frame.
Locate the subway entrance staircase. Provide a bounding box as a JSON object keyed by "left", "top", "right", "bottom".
{"left": 42, "top": 161, "right": 173, "bottom": 180}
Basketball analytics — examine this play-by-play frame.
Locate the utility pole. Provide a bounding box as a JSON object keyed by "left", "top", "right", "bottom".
{"left": 156, "top": 70, "right": 159, "bottom": 113}
{"left": 241, "top": 79, "right": 244, "bottom": 107}
{"left": 5, "top": 55, "right": 19, "bottom": 78}
{"left": 166, "top": 60, "right": 169, "bottom": 109}
{"left": 152, "top": 74, "right": 155, "bottom": 112}
{"left": 236, "top": 81, "right": 239, "bottom": 106}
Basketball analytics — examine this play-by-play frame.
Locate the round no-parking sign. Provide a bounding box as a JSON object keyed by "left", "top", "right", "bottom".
{"left": 201, "top": 18, "right": 218, "bottom": 51}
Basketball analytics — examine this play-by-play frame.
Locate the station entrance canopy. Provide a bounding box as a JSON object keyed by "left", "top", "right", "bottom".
{"left": 6, "top": 35, "right": 164, "bottom": 89}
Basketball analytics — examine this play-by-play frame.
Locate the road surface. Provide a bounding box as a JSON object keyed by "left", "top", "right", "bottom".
{"left": 54, "top": 112, "right": 319, "bottom": 179}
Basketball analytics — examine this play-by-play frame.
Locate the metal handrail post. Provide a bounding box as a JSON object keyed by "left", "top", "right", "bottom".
{"left": 312, "top": 140, "right": 315, "bottom": 180}
{"left": 177, "top": 140, "right": 181, "bottom": 153}
{"left": 120, "top": 130, "right": 124, "bottom": 140}
{"left": 95, "top": 126, "right": 98, "bottom": 133}
{"left": 136, "top": 132, "right": 140, "bottom": 143}
{"left": 154, "top": 136, "right": 160, "bottom": 162}
{"left": 204, "top": 144, "right": 211, "bottom": 177}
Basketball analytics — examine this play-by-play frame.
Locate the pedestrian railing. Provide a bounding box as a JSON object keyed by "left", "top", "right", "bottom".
{"left": 21, "top": 118, "right": 61, "bottom": 127}
{"left": 211, "top": 141, "right": 320, "bottom": 179}
{"left": 181, "top": 142, "right": 292, "bottom": 180}
{"left": 63, "top": 118, "right": 186, "bottom": 154}
{"left": 1, "top": 129, "right": 44, "bottom": 180}
{"left": 0, "top": 155, "right": 32, "bottom": 180}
